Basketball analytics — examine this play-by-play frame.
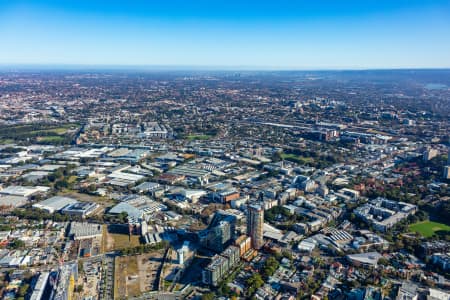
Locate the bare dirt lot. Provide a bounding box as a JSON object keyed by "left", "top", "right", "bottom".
{"left": 114, "top": 251, "right": 165, "bottom": 299}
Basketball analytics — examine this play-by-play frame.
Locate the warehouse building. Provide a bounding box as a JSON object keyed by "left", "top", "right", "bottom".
{"left": 61, "top": 202, "right": 99, "bottom": 218}
{"left": 68, "top": 222, "right": 103, "bottom": 240}
{"left": 33, "top": 196, "right": 78, "bottom": 214}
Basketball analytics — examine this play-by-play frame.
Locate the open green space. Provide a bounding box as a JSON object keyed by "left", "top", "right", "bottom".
{"left": 37, "top": 135, "right": 65, "bottom": 142}
{"left": 409, "top": 221, "right": 450, "bottom": 237}
{"left": 281, "top": 153, "right": 314, "bottom": 164}
{"left": 30, "top": 125, "right": 73, "bottom": 135}
{"left": 0, "top": 139, "right": 15, "bottom": 145}
{"left": 186, "top": 134, "right": 212, "bottom": 141}
{"left": 0, "top": 123, "right": 79, "bottom": 145}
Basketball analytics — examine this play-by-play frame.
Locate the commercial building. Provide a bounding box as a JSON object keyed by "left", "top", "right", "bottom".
{"left": 346, "top": 252, "right": 382, "bottom": 268}
{"left": 247, "top": 204, "right": 264, "bottom": 250}
{"left": 175, "top": 241, "right": 194, "bottom": 266}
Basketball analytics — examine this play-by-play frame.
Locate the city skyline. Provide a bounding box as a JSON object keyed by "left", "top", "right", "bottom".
{"left": 1, "top": 0, "right": 450, "bottom": 69}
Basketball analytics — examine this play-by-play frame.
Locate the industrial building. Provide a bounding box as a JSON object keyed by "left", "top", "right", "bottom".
{"left": 0, "top": 195, "right": 28, "bottom": 209}
{"left": 133, "top": 181, "right": 161, "bottom": 193}
{"left": 68, "top": 222, "right": 103, "bottom": 240}
{"left": 0, "top": 185, "right": 50, "bottom": 198}
{"left": 32, "top": 196, "right": 78, "bottom": 214}
{"left": 167, "top": 165, "right": 211, "bottom": 185}
{"left": 61, "top": 202, "right": 99, "bottom": 218}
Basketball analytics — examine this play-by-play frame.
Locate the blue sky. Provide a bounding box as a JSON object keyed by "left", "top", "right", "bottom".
{"left": 1, "top": 0, "right": 450, "bottom": 69}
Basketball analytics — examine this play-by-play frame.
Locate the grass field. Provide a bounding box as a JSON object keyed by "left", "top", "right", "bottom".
{"left": 58, "top": 190, "right": 115, "bottom": 206}
{"left": 0, "top": 123, "right": 78, "bottom": 145}
{"left": 186, "top": 134, "right": 212, "bottom": 141}
{"left": 409, "top": 221, "right": 450, "bottom": 237}
{"left": 0, "top": 139, "right": 15, "bottom": 144}
{"left": 281, "top": 153, "right": 314, "bottom": 164}
{"left": 66, "top": 176, "right": 78, "bottom": 184}
{"left": 30, "top": 127, "right": 72, "bottom": 135}
{"left": 37, "top": 135, "right": 65, "bottom": 142}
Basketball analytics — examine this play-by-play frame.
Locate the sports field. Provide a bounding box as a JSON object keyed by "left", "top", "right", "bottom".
{"left": 409, "top": 221, "right": 450, "bottom": 237}
{"left": 281, "top": 153, "right": 314, "bottom": 164}
{"left": 186, "top": 134, "right": 212, "bottom": 140}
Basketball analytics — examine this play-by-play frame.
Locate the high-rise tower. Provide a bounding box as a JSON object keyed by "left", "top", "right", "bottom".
{"left": 247, "top": 204, "right": 264, "bottom": 250}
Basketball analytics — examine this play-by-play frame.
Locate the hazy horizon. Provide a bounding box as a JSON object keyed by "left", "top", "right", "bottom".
{"left": 1, "top": 1, "right": 450, "bottom": 68}
{"left": 2, "top": 64, "right": 450, "bottom": 72}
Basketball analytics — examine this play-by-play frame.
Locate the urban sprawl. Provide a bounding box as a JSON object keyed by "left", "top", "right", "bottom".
{"left": 0, "top": 70, "right": 449, "bottom": 300}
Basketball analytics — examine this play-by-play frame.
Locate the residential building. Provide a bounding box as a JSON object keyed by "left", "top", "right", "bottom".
{"left": 247, "top": 204, "right": 264, "bottom": 250}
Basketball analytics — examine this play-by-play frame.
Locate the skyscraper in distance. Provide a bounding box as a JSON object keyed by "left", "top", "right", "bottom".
{"left": 247, "top": 204, "right": 264, "bottom": 250}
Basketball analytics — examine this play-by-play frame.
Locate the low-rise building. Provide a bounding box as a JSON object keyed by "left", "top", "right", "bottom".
{"left": 68, "top": 222, "right": 103, "bottom": 240}
{"left": 354, "top": 197, "right": 417, "bottom": 232}
{"left": 61, "top": 202, "right": 99, "bottom": 218}
{"left": 347, "top": 252, "right": 382, "bottom": 268}
{"left": 33, "top": 196, "right": 78, "bottom": 214}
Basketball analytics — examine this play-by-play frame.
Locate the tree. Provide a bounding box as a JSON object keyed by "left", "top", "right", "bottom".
{"left": 246, "top": 273, "right": 264, "bottom": 296}
{"left": 378, "top": 257, "right": 389, "bottom": 266}
{"left": 78, "top": 260, "right": 84, "bottom": 274}
{"left": 272, "top": 151, "right": 282, "bottom": 162}
{"left": 262, "top": 256, "right": 280, "bottom": 278}
{"left": 55, "top": 179, "right": 69, "bottom": 190}
{"left": 118, "top": 212, "right": 128, "bottom": 223}
{"left": 17, "top": 283, "right": 29, "bottom": 297}
{"left": 75, "top": 285, "right": 84, "bottom": 293}
{"left": 9, "top": 239, "right": 25, "bottom": 249}
{"left": 202, "top": 292, "right": 215, "bottom": 300}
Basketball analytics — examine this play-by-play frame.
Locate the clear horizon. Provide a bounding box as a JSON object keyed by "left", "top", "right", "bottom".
{"left": 1, "top": 0, "right": 450, "bottom": 68}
